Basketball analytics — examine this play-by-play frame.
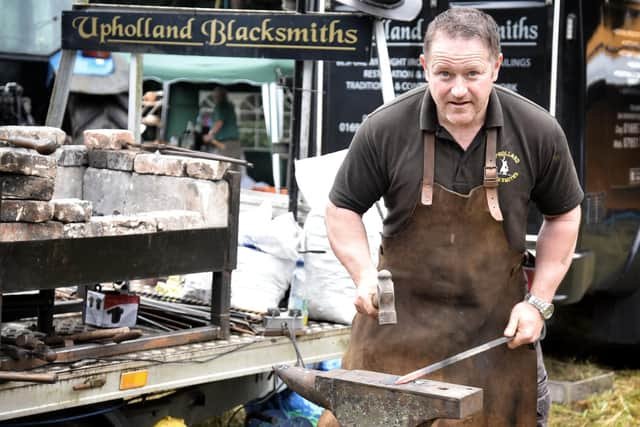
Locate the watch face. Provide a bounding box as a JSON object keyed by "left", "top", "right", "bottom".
{"left": 543, "top": 304, "right": 554, "bottom": 319}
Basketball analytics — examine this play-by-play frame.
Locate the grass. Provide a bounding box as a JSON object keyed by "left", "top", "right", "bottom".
{"left": 549, "top": 362, "right": 640, "bottom": 427}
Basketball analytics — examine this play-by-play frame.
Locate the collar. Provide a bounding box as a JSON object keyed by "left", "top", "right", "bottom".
{"left": 419, "top": 86, "right": 504, "bottom": 132}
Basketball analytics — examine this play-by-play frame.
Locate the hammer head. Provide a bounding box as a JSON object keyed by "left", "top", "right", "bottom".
{"left": 274, "top": 365, "right": 482, "bottom": 427}
{"left": 375, "top": 269, "right": 397, "bottom": 325}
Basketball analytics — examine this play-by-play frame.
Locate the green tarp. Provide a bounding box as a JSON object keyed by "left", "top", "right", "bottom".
{"left": 142, "top": 54, "right": 294, "bottom": 85}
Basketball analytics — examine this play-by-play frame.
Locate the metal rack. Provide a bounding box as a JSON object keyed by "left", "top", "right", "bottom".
{"left": 0, "top": 170, "right": 240, "bottom": 360}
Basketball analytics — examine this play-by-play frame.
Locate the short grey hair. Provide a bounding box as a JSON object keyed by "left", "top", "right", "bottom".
{"left": 423, "top": 8, "right": 501, "bottom": 60}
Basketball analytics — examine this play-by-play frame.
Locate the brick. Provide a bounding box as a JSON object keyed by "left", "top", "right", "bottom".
{"left": 0, "top": 200, "right": 53, "bottom": 222}
{"left": 83, "top": 129, "right": 134, "bottom": 150}
{"left": 0, "top": 174, "right": 55, "bottom": 200}
{"left": 0, "top": 126, "right": 67, "bottom": 146}
{"left": 0, "top": 147, "right": 57, "bottom": 179}
{"left": 0, "top": 222, "right": 64, "bottom": 241}
{"left": 139, "top": 210, "right": 205, "bottom": 231}
{"left": 185, "top": 158, "right": 229, "bottom": 181}
{"left": 63, "top": 222, "right": 88, "bottom": 238}
{"left": 82, "top": 168, "right": 132, "bottom": 216}
{"left": 134, "top": 153, "right": 186, "bottom": 177}
{"left": 88, "top": 149, "right": 137, "bottom": 171}
{"left": 128, "top": 174, "right": 228, "bottom": 227}
{"left": 53, "top": 167, "right": 85, "bottom": 200}
{"left": 52, "top": 199, "right": 92, "bottom": 223}
{"left": 55, "top": 145, "right": 88, "bottom": 166}
{"left": 90, "top": 215, "right": 156, "bottom": 236}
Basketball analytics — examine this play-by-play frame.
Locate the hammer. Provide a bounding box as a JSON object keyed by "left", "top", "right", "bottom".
{"left": 371, "top": 269, "right": 397, "bottom": 325}
{"left": 0, "top": 136, "right": 58, "bottom": 155}
{"left": 274, "top": 365, "right": 482, "bottom": 427}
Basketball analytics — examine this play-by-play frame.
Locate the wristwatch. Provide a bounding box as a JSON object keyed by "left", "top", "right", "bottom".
{"left": 525, "top": 293, "right": 554, "bottom": 320}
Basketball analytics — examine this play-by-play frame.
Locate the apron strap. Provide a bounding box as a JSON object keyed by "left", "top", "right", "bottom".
{"left": 484, "top": 128, "right": 504, "bottom": 221}
{"left": 421, "top": 132, "right": 435, "bottom": 205}
{"left": 421, "top": 129, "right": 504, "bottom": 221}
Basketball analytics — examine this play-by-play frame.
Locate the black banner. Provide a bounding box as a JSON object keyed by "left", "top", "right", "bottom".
{"left": 322, "top": 2, "right": 551, "bottom": 153}
{"left": 62, "top": 11, "right": 373, "bottom": 61}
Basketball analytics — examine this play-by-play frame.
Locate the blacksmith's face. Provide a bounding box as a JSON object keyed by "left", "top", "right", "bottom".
{"left": 420, "top": 32, "right": 502, "bottom": 130}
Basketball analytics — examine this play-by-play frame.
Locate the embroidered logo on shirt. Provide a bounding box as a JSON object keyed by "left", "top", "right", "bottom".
{"left": 496, "top": 151, "right": 520, "bottom": 183}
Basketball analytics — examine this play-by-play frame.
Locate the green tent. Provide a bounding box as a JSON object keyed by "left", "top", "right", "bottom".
{"left": 142, "top": 54, "right": 294, "bottom": 85}
{"left": 141, "top": 54, "right": 292, "bottom": 145}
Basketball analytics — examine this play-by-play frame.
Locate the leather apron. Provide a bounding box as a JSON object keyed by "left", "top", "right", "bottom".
{"left": 328, "top": 130, "right": 537, "bottom": 427}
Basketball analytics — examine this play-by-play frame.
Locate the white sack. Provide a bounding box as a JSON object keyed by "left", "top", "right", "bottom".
{"left": 295, "top": 153, "right": 383, "bottom": 324}
{"left": 183, "top": 202, "right": 301, "bottom": 312}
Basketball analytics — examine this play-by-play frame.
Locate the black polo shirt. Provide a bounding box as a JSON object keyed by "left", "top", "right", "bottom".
{"left": 329, "top": 85, "right": 584, "bottom": 253}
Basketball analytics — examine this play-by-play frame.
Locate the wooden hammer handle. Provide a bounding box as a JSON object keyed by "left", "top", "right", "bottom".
{"left": 0, "top": 136, "right": 58, "bottom": 155}
{"left": 0, "top": 371, "right": 58, "bottom": 383}
{"left": 69, "top": 327, "right": 130, "bottom": 343}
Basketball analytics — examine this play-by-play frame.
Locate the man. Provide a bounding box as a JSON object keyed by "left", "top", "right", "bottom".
{"left": 324, "top": 7, "right": 582, "bottom": 427}
{"left": 201, "top": 86, "right": 243, "bottom": 161}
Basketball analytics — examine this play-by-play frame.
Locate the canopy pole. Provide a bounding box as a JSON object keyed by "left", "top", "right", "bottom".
{"left": 45, "top": 50, "right": 76, "bottom": 128}
{"left": 287, "top": 0, "right": 307, "bottom": 219}
{"left": 128, "top": 53, "right": 143, "bottom": 144}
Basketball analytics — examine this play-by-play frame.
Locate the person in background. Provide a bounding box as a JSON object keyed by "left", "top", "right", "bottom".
{"left": 201, "top": 86, "right": 243, "bottom": 161}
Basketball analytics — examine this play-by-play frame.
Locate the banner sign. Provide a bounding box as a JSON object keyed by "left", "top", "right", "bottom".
{"left": 323, "top": 2, "right": 551, "bottom": 153}
{"left": 62, "top": 10, "right": 373, "bottom": 61}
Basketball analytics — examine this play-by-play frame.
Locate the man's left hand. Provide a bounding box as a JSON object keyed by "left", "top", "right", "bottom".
{"left": 503, "top": 301, "right": 544, "bottom": 349}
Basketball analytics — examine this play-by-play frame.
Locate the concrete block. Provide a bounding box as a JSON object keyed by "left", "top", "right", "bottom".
{"left": 52, "top": 198, "right": 92, "bottom": 223}
{"left": 134, "top": 153, "right": 186, "bottom": 177}
{"left": 55, "top": 145, "right": 88, "bottom": 166}
{"left": 52, "top": 166, "right": 85, "bottom": 200}
{"left": 83, "top": 129, "right": 134, "bottom": 150}
{"left": 548, "top": 372, "right": 615, "bottom": 404}
{"left": 139, "top": 210, "right": 205, "bottom": 231}
{"left": 0, "top": 126, "right": 67, "bottom": 146}
{"left": 185, "top": 158, "right": 229, "bottom": 181}
{"left": 128, "top": 174, "right": 228, "bottom": 227}
{"left": 0, "top": 200, "right": 53, "bottom": 222}
{"left": 0, "top": 222, "right": 64, "bottom": 241}
{"left": 0, "top": 147, "right": 57, "bottom": 179}
{"left": 0, "top": 174, "right": 55, "bottom": 200}
{"left": 88, "top": 149, "right": 137, "bottom": 171}
{"left": 82, "top": 168, "right": 132, "bottom": 215}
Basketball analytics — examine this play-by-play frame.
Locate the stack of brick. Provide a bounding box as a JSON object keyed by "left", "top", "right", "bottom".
{"left": 82, "top": 129, "right": 230, "bottom": 228}
{"left": 0, "top": 126, "right": 92, "bottom": 241}
{"left": 0, "top": 127, "right": 232, "bottom": 241}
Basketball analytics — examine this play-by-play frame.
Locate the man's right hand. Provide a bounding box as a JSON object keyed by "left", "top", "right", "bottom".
{"left": 354, "top": 273, "right": 379, "bottom": 318}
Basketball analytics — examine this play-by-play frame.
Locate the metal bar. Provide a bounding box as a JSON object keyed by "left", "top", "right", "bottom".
{"left": 36, "top": 289, "right": 55, "bottom": 335}
{"left": 0, "top": 228, "right": 228, "bottom": 292}
{"left": 129, "top": 53, "right": 143, "bottom": 144}
{"left": 1, "top": 326, "right": 221, "bottom": 370}
{"left": 45, "top": 49, "right": 76, "bottom": 128}
{"left": 395, "top": 336, "right": 513, "bottom": 385}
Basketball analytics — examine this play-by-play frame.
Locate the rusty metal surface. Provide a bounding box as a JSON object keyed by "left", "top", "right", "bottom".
{"left": 274, "top": 366, "right": 482, "bottom": 427}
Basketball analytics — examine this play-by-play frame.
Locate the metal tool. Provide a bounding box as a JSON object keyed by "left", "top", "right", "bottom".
{"left": 394, "top": 336, "right": 514, "bottom": 385}
{"left": 371, "top": 269, "right": 397, "bottom": 325}
{"left": 0, "top": 135, "right": 58, "bottom": 155}
{"left": 124, "top": 141, "right": 252, "bottom": 167}
{"left": 274, "top": 365, "right": 481, "bottom": 427}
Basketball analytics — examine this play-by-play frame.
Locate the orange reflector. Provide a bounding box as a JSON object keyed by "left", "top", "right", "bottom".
{"left": 120, "top": 369, "right": 148, "bottom": 390}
